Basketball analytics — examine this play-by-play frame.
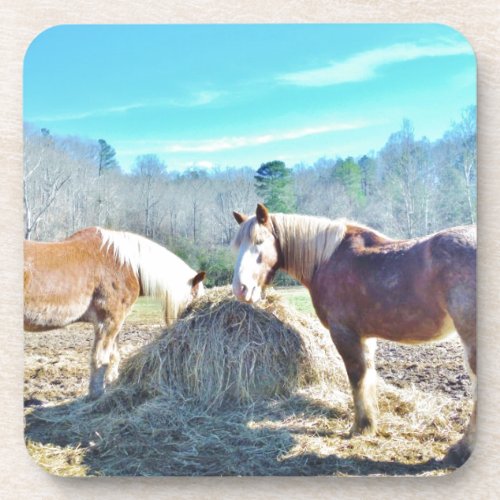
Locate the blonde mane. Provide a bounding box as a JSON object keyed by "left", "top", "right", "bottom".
{"left": 233, "top": 213, "right": 347, "bottom": 285}
{"left": 97, "top": 228, "right": 196, "bottom": 325}
{"left": 270, "top": 214, "right": 347, "bottom": 284}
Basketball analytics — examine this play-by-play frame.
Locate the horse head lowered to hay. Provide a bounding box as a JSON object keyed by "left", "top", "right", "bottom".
{"left": 24, "top": 227, "right": 205, "bottom": 398}
{"left": 231, "top": 203, "right": 476, "bottom": 467}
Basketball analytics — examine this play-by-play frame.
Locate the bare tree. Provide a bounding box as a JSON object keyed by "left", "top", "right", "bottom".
{"left": 213, "top": 170, "right": 258, "bottom": 244}
{"left": 449, "top": 106, "right": 477, "bottom": 224}
{"left": 379, "top": 120, "right": 435, "bottom": 237}
{"left": 23, "top": 112, "right": 476, "bottom": 279}
{"left": 132, "top": 155, "right": 167, "bottom": 238}
{"left": 23, "top": 129, "right": 71, "bottom": 239}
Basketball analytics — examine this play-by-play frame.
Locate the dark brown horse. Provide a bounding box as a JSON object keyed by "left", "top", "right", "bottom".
{"left": 25, "top": 227, "right": 205, "bottom": 398}
{"left": 231, "top": 204, "right": 476, "bottom": 466}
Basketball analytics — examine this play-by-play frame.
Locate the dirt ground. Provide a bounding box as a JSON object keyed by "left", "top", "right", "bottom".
{"left": 24, "top": 322, "right": 472, "bottom": 404}
{"left": 24, "top": 321, "right": 473, "bottom": 477}
{"left": 25, "top": 323, "right": 158, "bottom": 404}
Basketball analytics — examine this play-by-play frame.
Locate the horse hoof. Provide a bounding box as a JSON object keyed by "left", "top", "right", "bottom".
{"left": 85, "top": 390, "right": 104, "bottom": 402}
{"left": 348, "top": 422, "right": 377, "bottom": 437}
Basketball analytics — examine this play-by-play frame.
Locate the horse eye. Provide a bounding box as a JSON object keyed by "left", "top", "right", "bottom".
{"left": 257, "top": 253, "right": 263, "bottom": 264}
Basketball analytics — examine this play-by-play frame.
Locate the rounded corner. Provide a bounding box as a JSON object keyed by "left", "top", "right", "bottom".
{"left": 24, "top": 438, "right": 57, "bottom": 477}
{"left": 24, "top": 437, "right": 86, "bottom": 478}
{"left": 432, "top": 23, "right": 477, "bottom": 65}
{"left": 440, "top": 436, "right": 476, "bottom": 476}
{"left": 23, "top": 24, "right": 67, "bottom": 70}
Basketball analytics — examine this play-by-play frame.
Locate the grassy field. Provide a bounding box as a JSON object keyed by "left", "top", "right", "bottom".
{"left": 127, "top": 297, "right": 165, "bottom": 323}
{"left": 129, "top": 286, "right": 313, "bottom": 322}
{"left": 276, "top": 286, "right": 314, "bottom": 315}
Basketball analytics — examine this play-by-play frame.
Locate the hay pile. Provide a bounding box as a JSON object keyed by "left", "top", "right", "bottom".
{"left": 99, "top": 286, "right": 345, "bottom": 411}
{"left": 25, "top": 287, "right": 472, "bottom": 476}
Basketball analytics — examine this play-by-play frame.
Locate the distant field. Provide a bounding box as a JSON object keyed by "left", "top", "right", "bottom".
{"left": 127, "top": 297, "right": 164, "bottom": 324}
{"left": 128, "top": 286, "right": 313, "bottom": 323}
{"left": 275, "top": 286, "right": 313, "bottom": 315}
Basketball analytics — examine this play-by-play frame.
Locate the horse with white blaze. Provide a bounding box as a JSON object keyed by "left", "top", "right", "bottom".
{"left": 231, "top": 203, "right": 476, "bottom": 467}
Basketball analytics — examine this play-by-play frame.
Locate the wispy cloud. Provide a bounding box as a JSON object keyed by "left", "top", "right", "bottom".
{"left": 185, "top": 160, "right": 215, "bottom": 169}
{"left": 30, "top": 103, "right": 147, "bottom": 122}
{"left": 168, "top": 91, "right": 223, "bottom": 108}
{"left": 29, "top": 91, "right": 223, "bottom": 123}
{"left": 278, "top": 39, "right": 473, "bottom": 87}
{"left": 191, "top": 91, "right": 223, "bottom": 106}
{"left": 119, "top": 121, "right": 368, "bottom": 155}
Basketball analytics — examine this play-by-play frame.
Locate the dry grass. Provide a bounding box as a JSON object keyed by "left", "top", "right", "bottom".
{"left": 26, "top": 440, "right": 90, "bottom": 477}
{"left": 24, "top": 286, "right": 473, "bottom": 477}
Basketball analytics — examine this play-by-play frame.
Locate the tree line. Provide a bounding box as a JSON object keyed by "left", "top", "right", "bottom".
{"left": 23, "top": 106, "right": 476, "bottom": 286}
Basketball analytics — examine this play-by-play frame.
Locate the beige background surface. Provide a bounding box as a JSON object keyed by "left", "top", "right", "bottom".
{"left": 1, "top": 1, "right": 499, "bottom": 498}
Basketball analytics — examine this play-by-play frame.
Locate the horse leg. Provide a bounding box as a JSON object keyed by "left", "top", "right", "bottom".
{"left": 444, "top": 286, "right": 476, "bottom": 466}
{"left": 330, "top": 325, "right": 378, "bottom": 435}
{"left": 88, "top": 316, "right": 124, "bottom": 399}
{"left": 105, "top": 336, "right": 121, "bottom": 385}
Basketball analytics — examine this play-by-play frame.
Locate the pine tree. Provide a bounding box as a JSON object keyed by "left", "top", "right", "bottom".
{"left": 97, "top": 139, "right": 118, "bottom": 175}
{"left": 254, "top": 160, "right": 295, "bottom": 212}
{"left": 332, "top": 157, "right": 364, "bottom": 202}
{"left": 358, "top": 155, "right": 377, "bottom": 197}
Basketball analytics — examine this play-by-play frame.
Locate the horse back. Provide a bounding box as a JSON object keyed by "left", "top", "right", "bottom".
{"left": 24, "top": 228, "right": 139, "bottom": 331}
{"left": 24, "top": 228, "right": 103, "bottom": 292}
{"left": 310, "top": 224, "right": 476, "bottom": 343}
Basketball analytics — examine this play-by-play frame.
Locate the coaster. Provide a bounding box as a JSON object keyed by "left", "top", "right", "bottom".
{"left": 23, "top": 24, "right": 476, "bottom": 477}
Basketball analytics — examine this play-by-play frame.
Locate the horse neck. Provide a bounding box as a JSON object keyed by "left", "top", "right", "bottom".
{"left": 98, "top": 228, "right": 194, "bottom": 323}
{"left": 271, "top": 214, "right": 347, "bottom": 287}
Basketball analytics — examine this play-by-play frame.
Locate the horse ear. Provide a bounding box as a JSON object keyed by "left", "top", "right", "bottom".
{"left": 191, "top": 271, "right": 206, "bottom": 288}
{"left": 256, "top": 203, "right": 269, "bottom": 224}
{"left": 233, "top": 211, "right": 248, "bottom": 225}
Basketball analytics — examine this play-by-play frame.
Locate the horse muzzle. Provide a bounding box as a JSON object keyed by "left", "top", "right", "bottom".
{"left": 232, "top": 282, "right": 261, "bottom": 303}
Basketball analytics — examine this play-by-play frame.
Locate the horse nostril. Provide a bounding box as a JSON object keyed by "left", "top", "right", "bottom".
{"left": 233, "top": 282, "right": 247, "bottom": 300}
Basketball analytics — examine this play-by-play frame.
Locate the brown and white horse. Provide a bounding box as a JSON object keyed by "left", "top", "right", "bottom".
{"left": 231, "top": 204, "right": 476, "bottom": 466}
{"left": 24, "top": 227, "right": 205, "bottom": 398}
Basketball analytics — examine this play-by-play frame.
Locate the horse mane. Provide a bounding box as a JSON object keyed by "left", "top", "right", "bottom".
{"left": 96, "top": 228, "right": 196, "bottom": 325}
{"left": 233, "top": 213, "right": 348, "bottom": 285}
{"left": 269, "top": 214, "right": 347, "bottom": 284}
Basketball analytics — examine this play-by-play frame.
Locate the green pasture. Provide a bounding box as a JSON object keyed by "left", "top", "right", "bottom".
{"left": 274, "top": 286, "right": 314, "bottom": 315}
{"left": 128, "top": 286, "right": 313, "bottom": 323}
{"left": 127, "top": 297, "right": 165, "bottom": 324}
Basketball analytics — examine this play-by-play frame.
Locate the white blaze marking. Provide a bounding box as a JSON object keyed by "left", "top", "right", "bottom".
{"left": 233, "top": 242, "right": 262, "bottom": 302}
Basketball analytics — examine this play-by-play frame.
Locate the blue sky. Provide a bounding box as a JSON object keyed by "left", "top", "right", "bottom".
{"left": 24, "top": 24, "right": 476, "bottom": 173}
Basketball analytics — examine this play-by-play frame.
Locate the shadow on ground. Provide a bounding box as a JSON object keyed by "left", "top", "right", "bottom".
{"left": 24, "top": 391, "right": 452, "bottom": 477}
